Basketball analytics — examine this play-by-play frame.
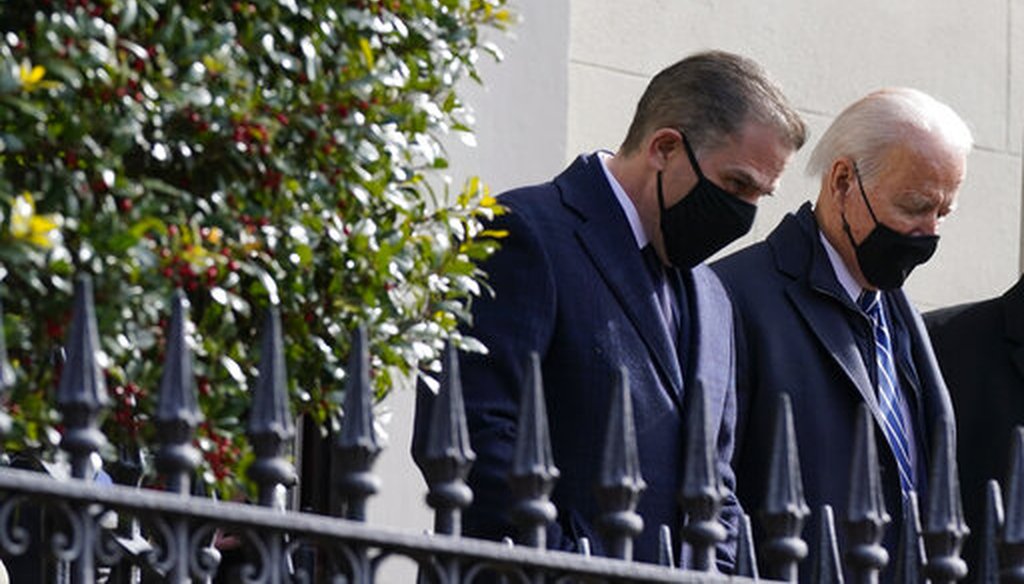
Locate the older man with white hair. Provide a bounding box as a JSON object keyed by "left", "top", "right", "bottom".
{"left": 712, "top": 88, "right": 973, "bottom": 578}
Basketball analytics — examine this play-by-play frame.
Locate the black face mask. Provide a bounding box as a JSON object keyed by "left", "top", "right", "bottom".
{"left": 658, "top": 133, "right": 756, "bottom": 269}
{"left": 842, "top": 162, "right": 939, "bottom": 290}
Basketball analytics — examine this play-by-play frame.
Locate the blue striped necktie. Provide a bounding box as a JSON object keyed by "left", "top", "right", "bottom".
{"left": 858, "top": 291, "right": 915, "bottom": 494}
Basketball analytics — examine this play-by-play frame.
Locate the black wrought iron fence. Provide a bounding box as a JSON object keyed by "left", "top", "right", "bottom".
{"left": 0, "top": 274, "right": 1017, "bottom": 583}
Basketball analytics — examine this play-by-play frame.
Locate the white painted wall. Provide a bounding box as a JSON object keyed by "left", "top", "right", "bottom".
{"left": 567, "top": 0, "right": 1024, "bottom": 310}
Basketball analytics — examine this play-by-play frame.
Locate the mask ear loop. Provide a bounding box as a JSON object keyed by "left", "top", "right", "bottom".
{"left": 841, "top": 159, "right": 879, "bottom": 247}
{"left": 679, "top": 131, "right": 706, "bottom": 180}
{"left": 851, "top": 160, "right": 881, "bottom": 223}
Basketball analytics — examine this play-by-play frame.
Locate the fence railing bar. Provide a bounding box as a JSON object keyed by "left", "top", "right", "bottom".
{"left": 335, "top": 324, "right": 381, "bottom": 523}
{"left": 0, "top": 466, "right": 755, "bottom": 582}
{"left": 844, "top": 403, "right": 890, "bottom": 583}
{"left": 893, "top": 491, "right": 923, "bottom": 584}
{"left": 422, "top": 342, "right": 475, "bottom": 538}
{"left": 922, "top": 416, "right": 968, "bottom": 584}
{"left": 977, "top": 480, "right": 1003, "bottom": 584}
{"left": 1001, "top": 427, "right": 1024, "bottom": 582}
{"left": 735, "top": 512, "right": 759, "bottom": 580}
{"left": 679, "top": 377, "right": 726, "bottom": 573}
{"left": 761, "top": 392, "right": 808, "bottom": 582}
{"left": 596, "top": 365, "right": 645, "bottom": 562}
{"left": 508, "top": 351, "right": 558, "bottom": 549}
{"left": 811, "top": 504, "right": 842, "bottom": 584}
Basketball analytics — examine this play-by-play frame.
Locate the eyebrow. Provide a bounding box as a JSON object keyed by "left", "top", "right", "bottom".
{"left": 727, "top": 169, "right": 774, "bottom": 196}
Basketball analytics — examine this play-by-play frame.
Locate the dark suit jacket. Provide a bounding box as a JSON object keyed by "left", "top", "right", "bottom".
{"left": 414, "top": 153, "right": 740, "bottom": 568}
{"left": 712, "top": 203, "right": 955, "bottom": 579}
{"left": 925, "top": 275, "right": 1024, "bottom": 580}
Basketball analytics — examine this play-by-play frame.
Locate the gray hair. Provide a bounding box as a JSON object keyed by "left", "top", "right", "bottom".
{"left": 620, "top": 50, "right": 807, "bottom": 155}
{"left": 806, "top": 88, "right": 974, "bottom": 185}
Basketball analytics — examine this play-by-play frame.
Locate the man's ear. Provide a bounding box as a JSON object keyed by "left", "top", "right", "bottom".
{"left": 645, "top": 128, "right": 682, "bottom": 171}
{"left": 827, "top": 158, "right": 856, "bottom": 206}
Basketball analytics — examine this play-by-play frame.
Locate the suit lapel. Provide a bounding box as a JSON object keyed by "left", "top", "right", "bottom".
{"left": 689, "top": 265, "right": 732, "bottom": 402}
{"left": 769, "top": 206, "right": 890, "bottom": 440}
{"left": 560, "top": 156, "right": 685, "bottom": 405}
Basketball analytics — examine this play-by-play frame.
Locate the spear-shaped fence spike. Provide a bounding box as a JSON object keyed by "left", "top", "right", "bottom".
{"left": 596, "top": 365, "right": 645, "bottom": 561}
{"left": 736, "top": 513, "right": 760, "bottom": 580}
{"left": 894, "top": 491, "right": 924, "bottom": 584}
{"left": 0, "top": 293, "right": 13, "bottom": 441}
{"left": 246, "top": 306, "right": 297, "bottom": 508}
{"left": 658, "top": 524, "right": 675, "bottom": 568}
{"left": 508, "top": 352, "right": 558, "bottom": 548}
{"left": 1002, "top": 427, "right": 1024, "bottom": 583}
{"left": 334, "top": 325, "right": 381, "bottom": 521}
{"left": 923, "top": 417, "right": 968, "bottom": 584}
{"left": 977, "top": 480, "right": 1003, "bottom": 584}
{"left": 56, "top": 275, "right": 109, "bottom": 480}
{"left": 761, "top": 393, "right": 809, "bottom": 582}
{"left": 422, "top": 343, "right": 476, "bottom": 536}
{"left": 154, "top": 291, "right": 203, "bottom": 495}
{"left": 811, "top": 505, "right": 843, "bottom": 584}
{"left": 679, "top": 378, "right": 726, "bottom": 572}
{"left": 844, "top": 404, "right": 890, "bottom": 583}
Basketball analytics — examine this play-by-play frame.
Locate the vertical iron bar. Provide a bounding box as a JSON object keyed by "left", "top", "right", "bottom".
{"left": 761, "top": 393, "right": 809, "bottom": 582}
{"left": 977, "top": 480, "right": 1003, "bottom": 584}
{"left": 246, "top": 306, "right": 298, "bottom": 507}
{"left": 735, "top": 513, "right": 760, "bottom": 580}
{"left": 679, "top": 378, "right": 726, "bottom": 572}
{"left": 508, "top": 352, "right": 558, "bottom": 549}
{"left": 334, "top": 325, "right": 381, "bottom": 522}
{"left": 56, "top": 275, "right": 109, "bottom": 584}
{"left": 155, "top": 290, "right": 202, "bottom": 495}
{"left": 844, "top": 404, "right": 890, "bottom": 584}
{"left": 811, "top": 505, "right": 843, "bottom": 584}
{"left": 922, "top": 417, "right": 968, "bottom": 584}
{"left": 154, "top": 291, "right": 204, "bottom": 583}
{"left": 596, "top": 366, "right": 645, "bottom": 561}
{"left": 657, "top": 524, "right": 675, "bottom": 568}
{"left": 893, "top": 492, "right": 924, "bottom": 584}
{"left": 421, "top": 343, "right": 475, "bottom": 537}
{"left": 1001, "top": 427, "right": 1024, "bottom": 583}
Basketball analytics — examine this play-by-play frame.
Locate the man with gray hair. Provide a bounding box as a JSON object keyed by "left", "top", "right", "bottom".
{"left": 414, "top": 50, "right": 806, "bottom": 569}
{"left": 713, "top": 88, "right": 972, "bottom": 576}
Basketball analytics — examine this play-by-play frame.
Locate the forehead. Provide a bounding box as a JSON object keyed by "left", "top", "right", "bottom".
{"left": 702, "top": 122, "right": 795, "bottom": 189}
{"left": 871, "top": 139, "right": 966, "bottom": 201}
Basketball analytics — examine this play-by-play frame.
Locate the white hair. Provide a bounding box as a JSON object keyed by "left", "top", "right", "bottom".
{"left": 806, "top": 88, "right": 974, "bottom": 185}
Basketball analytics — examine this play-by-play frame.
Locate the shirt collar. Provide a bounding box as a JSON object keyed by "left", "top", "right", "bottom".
{"left": 819, "top": 230, "right": 865, "bottom": 304}
{"left": 598, "top": 151, "right": 648, "bottom": 249}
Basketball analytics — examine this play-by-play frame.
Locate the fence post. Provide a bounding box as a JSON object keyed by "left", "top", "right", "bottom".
{"left": 658, "top": 525, "right": 675, "bottom": 568}
{"left": 1001, "top": 427, "right": 1024, "bottom": 583}
{"left": 422, "top": 343, "right": 475, "bottom": 537}
{"left": 679, "top": 378, "right": 725, "bottom": 572}
{"left": 508, "top": 352, "right": 558, "bottom": 549}
{"left": 893, "top": 492, "right": 924, "bottom": 583}
{"left": 761, "top": 393, "right": 808, "bottom": 582}
{"left": 154, "top": 291, "right": 204, "bottom": 582}
{"left": 155, "top": 291, "right": 202, "bottom": 496}
{"left": 596, "top": 366, "right": 645, "bottom": 562}
{"left": 922, "top": 417, "right": 968, "bottom": 584}
{"left": 334, "top": 325, "right": 381, "bottom": 523}
{"left": 735, "top": 513, "right": 759, "bottom": 579}
{"left": 844, "top": 404, "right": 889, "bottom": 584}
{"left": 977, "top": 480, "right": 1003, "bottom": 584}
{"left": 811, "top": 505, "right": 842, "bottom": 584}
{"left": 56, "top": 275, "right": 109, "bottom": 584}
{"left": 246, "top": 306, "right": 297, "bottom": 584}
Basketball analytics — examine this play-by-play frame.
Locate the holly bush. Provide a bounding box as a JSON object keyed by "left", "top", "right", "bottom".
{"left": 0, "top": 0, "right": 509, "bottom": 495}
